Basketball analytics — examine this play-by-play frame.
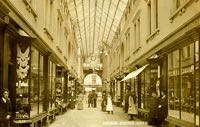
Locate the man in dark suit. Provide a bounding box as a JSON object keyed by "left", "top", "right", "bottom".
{"left": 92, "top": 90, "right": 98, "bottom": 108}
{"left": 148, "top": 89, "right": 160, "bottom": 126}
{"left": 0, "top": 89, "right": 12, "bottom": 127}
{"left": 158, "top": 91, "right": 168, "bottom": 127}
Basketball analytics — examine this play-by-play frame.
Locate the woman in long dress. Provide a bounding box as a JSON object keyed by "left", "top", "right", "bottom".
{"left": 77, "top": 92, "right": 84, "bottom": 110}
{"left": 128, "top": 92, "right": 138, "bottom": 120}
{"left": 106, "top": 94, "right": 113, "bottom": 114}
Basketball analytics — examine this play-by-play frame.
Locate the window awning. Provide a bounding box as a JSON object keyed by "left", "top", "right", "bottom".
{"left": 121, "top": 64, "right": 149, "bottom": 81}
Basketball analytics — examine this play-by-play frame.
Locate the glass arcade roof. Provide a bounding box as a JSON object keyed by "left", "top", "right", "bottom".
{"left": 66, "top": 0, "right": 128, "bottom": 60}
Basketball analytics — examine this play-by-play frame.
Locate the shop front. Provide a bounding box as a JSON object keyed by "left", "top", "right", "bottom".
{"left": 165, "top": 36, "right": 200, "bottom": 127}
{"left": 47, "top": 60, "right": 57, "bottom": 124}
{"left": 13, "top": 40, "right": 50, "bottom": 127}
{"left": 136, "top": 62, "right": 162, "bottom": 121}
{"left": 0, "top": 4, "right": 69, "bottom": 126}
{"left": 121, "top": 63, "right": 160, "bottom": 121}
{"left": 68, "top": 75, "right": 76, "bottom": 109}
{"left": 0, "top": 7, "right": 49, "bottom": 126}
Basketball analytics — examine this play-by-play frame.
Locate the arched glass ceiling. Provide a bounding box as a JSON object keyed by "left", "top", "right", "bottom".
{"left": 66, "top": 0, "right": 128, "bottom": 59}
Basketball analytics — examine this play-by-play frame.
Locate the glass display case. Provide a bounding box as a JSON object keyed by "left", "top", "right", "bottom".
{"left": 15, "top": 42, "right": 31, "bottom": 120}
{"left": 55, "top": 66, "right": 64, "bottom": 113}
{"left": 15, "top": 81, "right": 30, "bottom": 119}
{"left": 55, "top": 77, "right": 62, "bottom": 107}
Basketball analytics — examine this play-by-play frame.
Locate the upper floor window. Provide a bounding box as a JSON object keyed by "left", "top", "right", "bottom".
{"left": 170, "top": 0, "right": 192, "bottom": 22}
{"left": 125, "top": 30, "right": 130, "bottom": 58}
{"left": 133, "top": 17, "right": 141, "bottom": 51}
{"left": 44, "top": 0, "right": 54, "bottom": 39}
{"left": 57, "top": 9, "right": 63, "bottom": 47}
{"left": 45, "top": 0, "right": 53, "bottom": 32}
{"left": 176, "top": 0, "right": 181, "bottom": 9}
{"left": 147, "top": 0, "right": 158, "bottom": 35}
{"left": 173, "top": 0, "right": 190, "bottom": 11}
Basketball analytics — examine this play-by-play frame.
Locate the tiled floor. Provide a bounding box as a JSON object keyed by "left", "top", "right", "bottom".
{"left": 49, "top": 100, "right": 153, "bottom": 127}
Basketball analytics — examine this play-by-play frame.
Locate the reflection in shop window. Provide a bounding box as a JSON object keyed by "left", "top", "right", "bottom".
{"left": 182, "top": 46, "right": 190, "bottom": 59}
{"left": 195, "top": 41, "right": 199, "bottom": 125}
{"left": 168, "top": 49, "right": 180, "bottom": 119}
{"left": 52, "top": 64, "right": 56, "bottom": 108}
{"left": 141, "top": 68, "right": 150, "bottom": 109}
{"left": 49, "top": 61, "right": 52, "bottom": 109}
{"left": 48, "top": 61, "right": 56, "bottom": 110}
{"left": 168, "top": 42, "right": 199, "bottom": 125}
{"left": 39, "top": 55, "right": 44, "bottom": 113}
{"left": 30, "top": 47, "right": 39, "bottom": 116}
{"left": 180, "top": 43, "right": 194, "bottom": 123}
{"left": 30, "top": 47, "right": 45, "bottom": 116}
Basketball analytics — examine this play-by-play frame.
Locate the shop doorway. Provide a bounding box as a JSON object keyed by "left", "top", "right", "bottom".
{"left": 8, "top": 39, "right": 17, "bottom": 115}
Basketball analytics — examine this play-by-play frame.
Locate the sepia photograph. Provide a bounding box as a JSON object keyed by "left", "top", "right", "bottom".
{"left": 0, "top": 0, "right": 200, "bottom": 127}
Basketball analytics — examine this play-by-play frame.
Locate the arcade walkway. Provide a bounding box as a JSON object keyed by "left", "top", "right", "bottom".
{"left": 49, "top": 99, "right": 153, "bottom": 127}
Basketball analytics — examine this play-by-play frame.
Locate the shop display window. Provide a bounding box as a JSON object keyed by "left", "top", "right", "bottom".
{"left": 39, "top": 55, "right": 44, "bottom": 113}
{"left": 15, "top": 43, "right": 31, "bottom": 119}
{"left": 168, "top": 49, "right": 180, "bottom": 119}
{"left": 130, "top": 77, "right": 138, "bottom": 104}
{"left": 52, "top": 63, "right": 56, "bottom": 108}
{"left": 48, "top": 61, "right": 56, "bottom": 109}
{"left": 55, "top": 66, "right": 64, "bottom": 109}
{"left": 168, "top": 42, "right": 199, "bottom": 125}
{"left": 15, "top": 81, "right": 30, "bottom": 119}
{"left": 30, "top": 47, "right": 45, "bottom": 116}
{"left": 195, "top": 41, "right": 199, "bottom": 125}
{"left": 180, "top": 43, "right": 195, "bottom": 123}
{"left": 49, "top": 62, "right": 52, "bottom": 109}
{"left": 140, "top": 68, "right": 150, "bottom": 109}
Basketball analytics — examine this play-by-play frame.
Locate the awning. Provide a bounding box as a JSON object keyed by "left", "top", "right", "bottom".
{"left": 121, "top": 64, "right": 149, "bottom": 81}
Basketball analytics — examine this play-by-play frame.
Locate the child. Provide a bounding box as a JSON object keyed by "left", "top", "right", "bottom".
{"left": 106, "top": 94, "right": 113, "bottom": 114}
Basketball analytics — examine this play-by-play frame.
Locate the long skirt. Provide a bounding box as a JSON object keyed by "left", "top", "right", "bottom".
{"left": 106, "top": 99, "right": 113, "bottom": 111}
{"left": 128, "top": 104, "right": 138, "bottom": 115}
{"left": 77, "top": 102, "right": 83, "bottom": 110}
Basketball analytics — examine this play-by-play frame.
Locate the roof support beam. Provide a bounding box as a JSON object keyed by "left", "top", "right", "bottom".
{"left": 82, "top": 0, "right": 89, "bottom": 57}
{"left": 101, "top": 0, "right": 112, "bottom": 43}
{"left": 96, "top": 0, "right": 105, "bottom": 44}
{"left": 106, "top": 0, "right": 120, "bottom": 44}
{"left": 72, "top": 0, "right": 85, "bottom": 56}
{"left": 92, "top": 0, "right": 97, "bottom": 53}
{"left": 89, "top": 0, "right": 91, "bottom": 54}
